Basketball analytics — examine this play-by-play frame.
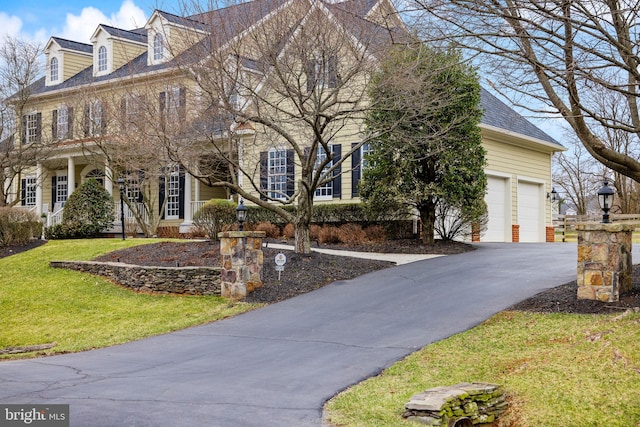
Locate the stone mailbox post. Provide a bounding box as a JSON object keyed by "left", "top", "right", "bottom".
{"left": 218, "top": 231, "right": 265, "bottom": 299}
{"left": 576, "top": 222, "right": 633, "bottom": 302}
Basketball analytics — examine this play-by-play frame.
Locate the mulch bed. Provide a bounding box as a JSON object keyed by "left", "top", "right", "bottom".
{"left": 4, "top": 239, "right": 640, "bottom": 312}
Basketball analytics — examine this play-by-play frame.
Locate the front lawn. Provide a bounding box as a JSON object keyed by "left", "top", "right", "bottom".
{"left": 0, "top": 239, "right": 255, "bottom": 359}
{"left": 325, "top": 310, "right": 640, "bottom": 426}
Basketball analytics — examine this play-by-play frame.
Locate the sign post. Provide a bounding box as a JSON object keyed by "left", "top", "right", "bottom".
{"left": 275, "top": 252, "right": 287, "bottom": 281}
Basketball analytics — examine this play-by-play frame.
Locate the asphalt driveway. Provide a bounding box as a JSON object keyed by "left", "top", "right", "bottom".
{"left": 0, "top": 243, "right": 612, "bottom": 426}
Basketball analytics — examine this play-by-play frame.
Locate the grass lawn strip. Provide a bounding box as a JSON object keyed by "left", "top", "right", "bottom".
{"left": 325, "top": 310, "right": 640, "bottom": 427}
{"left": 0, "top": 239, "right": 256, "bottom": 360}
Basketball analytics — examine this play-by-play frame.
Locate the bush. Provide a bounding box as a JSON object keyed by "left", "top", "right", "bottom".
{"left": 193, "top": 199, "right": 237, "bottom": 240}
{"left": 364, "top": 225, "right": 387, "bottom": 243}
{"left": 48, "top": 178, "right": 114, "bottom": 239}
{"left": 317, "top": 225, "right": 341, "bottom": 244}
{"left": 338, "top": 223, "right": 367, "bottom": 245}
{"left": 282, "top": 223, "right": 295, "bottom": 239}
{"left": 253, "top": 221, "right": 281, "bottom": 238}
{"left": 0, "top": 208, "right": 42, "bottom": 246}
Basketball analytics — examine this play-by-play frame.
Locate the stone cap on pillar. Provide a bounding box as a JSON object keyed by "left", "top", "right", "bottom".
{"left": 575, "top": 222, "right": 637, "bottom": 232}
{"left": 217, "top": 231, "right": 267, "bottom": 239}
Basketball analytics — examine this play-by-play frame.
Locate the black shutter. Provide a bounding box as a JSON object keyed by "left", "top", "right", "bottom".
{"left": 159, "top": 91, "right": 166, "bottom": 128}
{"left": 35, "top": 113, "right": 42, "bottom": 143}
{"left": 100, "top": 103, "right": 107, "bottom": 135}
{"left": 158, "top": 172, "right": 166, "bottom": 220}
{"left": 52, "top": 110, "right": 58, "bottom": 139}
{"left": 67, "top": 107, "right": 74, "bottom": 139}
{"left": 21, "top": 115, "right": 26, "bottom": 144}
{"left": 332, "top": 144, "right": 341, "bottom": 198}
{"left": 328, "top": 55, "right": 338, "bottom": 88}
{"left": 83, "top": 104, "right": 90, "bottom": 137}
{"left": 179, "top": 87, "right": 186, "bottom": 121}
{"left": 286, "top": 149, "right": 295, "bottom": 198}
{"left": 351, "top": 142, "right": 361, "bottom": 197}
{"left": 306, "top": 60, "right": 316, "bottom": 92}
{"left": 51, "top": 176, "right": 57, "bottom": 206}
{"left": 259, "top": 151, "right": 268, "bottom": 200}
{"left": 21, "top": 179, "right": 26, "bottom": 206}
{"left": 137, "top": 170, "right": 145, "bottom": 203}
{"left": 178, "top": 168, "right": 185, "bottom": 219}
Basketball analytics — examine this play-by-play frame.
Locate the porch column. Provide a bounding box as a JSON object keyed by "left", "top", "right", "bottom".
{"left": 104, "top": 161, "right": 113, "bottom": 196}
{"left": 67, "top": 157, "right": 75, "bottom": 196}
{"left": 179, "top": 173, "right": 193, "bottom": 234}
{"left": 36, "top": 162, "right": 43, "bottom": 216}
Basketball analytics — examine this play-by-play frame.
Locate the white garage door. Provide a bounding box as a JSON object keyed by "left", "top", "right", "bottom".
{"left": 484, "top": 176, "right": 508, "bottom": 242}
{"left": 518, "top": 181, "right": 543, "bottom": 242}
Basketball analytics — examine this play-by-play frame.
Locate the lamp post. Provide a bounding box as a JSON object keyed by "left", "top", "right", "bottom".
{"left": 548, "top": 187, "right": 558, "bottom": 202}
{"left": 117, "top": 177, "right": 126, "bottom": 240}
{"left": 236, "top": 198, "right": 247, "bottom": 231}
{"left": 597, "top": 181, "right": 615, "bottom": 224}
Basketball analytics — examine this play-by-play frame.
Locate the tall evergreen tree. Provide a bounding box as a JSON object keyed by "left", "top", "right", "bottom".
{"left": 361, "top": 44, "right": 486, "bottom": 243}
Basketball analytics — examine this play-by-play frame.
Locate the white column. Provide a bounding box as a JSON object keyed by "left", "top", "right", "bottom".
{"left": 104, "top": 161, "right": 113, "bottom": 196}
{"left": 67, "top": 157, "right": 75, "bottom": 197}
{"left": 179, "top": 173, "right": 193, "bottom": 233}
{"left": 36, "top": 163, "right": 43, "bottom": 216}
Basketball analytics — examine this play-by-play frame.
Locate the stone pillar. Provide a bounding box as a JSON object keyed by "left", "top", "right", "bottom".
{"left": 218, "top": 231, "right": 265, "bottom": 299}
{"left": 576, "top": 222, "right": 633, "bottom": 302}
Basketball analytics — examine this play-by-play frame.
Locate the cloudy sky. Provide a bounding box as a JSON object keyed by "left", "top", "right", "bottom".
{"left": 0, "top": 0, "right": 184, "bottom": 45}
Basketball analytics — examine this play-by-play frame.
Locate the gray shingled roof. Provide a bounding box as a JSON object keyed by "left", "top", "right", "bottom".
{"left": 51, "top": 37, "right": 93, "bottom": 54}
{"left": 480, "top": 86, "right": 562, "bottom": 147}
{"left": 97, "top": 25, "right": 147, "bottom": 44}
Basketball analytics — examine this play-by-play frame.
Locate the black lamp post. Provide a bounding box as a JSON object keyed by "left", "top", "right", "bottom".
{"left": 597, "top": 181, "right": 615, "bottom": 224}
{"left": 548, "top": 187, "right": 558, "bottom": 202}
{"left": 117, "top": 177, "right": 126, "bottom": 240}
{"left": 236, "top": 199, "right": 247, "bottom": 231}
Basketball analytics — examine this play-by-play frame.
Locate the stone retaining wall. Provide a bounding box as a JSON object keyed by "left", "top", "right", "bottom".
{"left": 403, "top": 382, "right": 507, "bottom": 426}
{"left": 50, "top": 261, "right": 221, "bottom": 295}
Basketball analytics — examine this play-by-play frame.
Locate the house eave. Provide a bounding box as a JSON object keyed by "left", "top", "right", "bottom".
{"left": 480, "top": 123, "right": 566, "bottom": 153}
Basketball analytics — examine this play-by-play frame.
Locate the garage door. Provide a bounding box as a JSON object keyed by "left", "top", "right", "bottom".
{"left": 484, "top": 176, "right": 508, "bottom": 242}
{"left": 517, "top": 181, "right": 542, "bottom": 242}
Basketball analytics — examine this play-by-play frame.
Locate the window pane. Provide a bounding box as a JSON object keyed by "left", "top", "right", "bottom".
{"left": 268, "top": 149, "right": 287, "bottom": 200}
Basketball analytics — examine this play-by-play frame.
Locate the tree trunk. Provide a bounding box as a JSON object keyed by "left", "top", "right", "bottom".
{"left": 294, "top": 187, "right": 313, "bottom": 254}
{"left": 420, "top": 202, "right": 436, "bottom": 245}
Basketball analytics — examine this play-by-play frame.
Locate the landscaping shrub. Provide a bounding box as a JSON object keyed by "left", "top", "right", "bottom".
{"left": 47, "top": 178, "right": 114, "bottom": 239}
{"left": 317, "top": 225, "right": 341, "bottom": 244}
{"left": 253, "top": 221, "right": 281, "bottom": 238}
{"left": 0, "top": 208, "right": 42, "bottom": 246}
{"left": 282, "top": 223, "right": 295, "bottom": 239}
{"left": 338, "top": 223, "right": 367, "bottom": 245}
{"left": 193, "top": 199, "right": 237, "bottom": 240}
{"left": 309, "top": 224, "right": 322, "bottom": 240}
{"left": 156, "top": 226, "right": 181, "bottom": 238}
{"left": 364, "top": 225, "right": 387, "bottom": 243}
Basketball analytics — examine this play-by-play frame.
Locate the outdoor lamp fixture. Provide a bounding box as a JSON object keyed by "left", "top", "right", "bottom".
{"left": 597, "top": 181, "right": 615, "bottom": 224}
{"left": 117, "top": 177, "right": 126, "bottom": 240}
{"left": 547, "top": 187, "right": 558, "bottom": 202}
{"left": 236, "top": 198, "right": 247, "bottom": 231}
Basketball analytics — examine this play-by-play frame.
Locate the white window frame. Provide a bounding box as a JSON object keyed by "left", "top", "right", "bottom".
{"left": 163, "top": 87, "right": 181, "bottom": 126}
{"left": 25, "top": 113, "right": 38, "bottom": 144}
{"left": 314, "top": 145, "right": 333, "bottom": 200}
{"left": 98, "top": 46, "right": 108, "bottom": 72}
{"left": 56, "top": 173, "right": 68, "bottom": 206}
{"left": 24, "top": 176, "right": 37, "bottom": 206}
{"left": 57, "top": 106, "right": 69, "bottom": 139}
{"left": 165, "top": 165, "right": 180, "bottom": 219}
{"left": 50, "top": 57, "right": 59, "bottom": 82}
{"left": 88, "top": 100, "right": 103, "bottom": 136}
{"left": 153, "top": 33, "right": 164, "bottom": 62}
{"left": 268, "top": 148, "right": 287, "bottom": 200}
{"left": 361, "top": 142, "right": 373, "bottom": 170}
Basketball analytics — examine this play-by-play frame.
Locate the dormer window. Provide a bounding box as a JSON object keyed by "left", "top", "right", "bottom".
{"left": 50, "top": 57, "right": 59, "bottom": 82}
{"left": 98, "top": 46, "right": 107, "bottom": 72}
{"left": 153, "top": 33, "right": 164, "bottom": 62}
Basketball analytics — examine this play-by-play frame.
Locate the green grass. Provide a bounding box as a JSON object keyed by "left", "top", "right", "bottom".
{"left": 325, "top": 310, "right": 640, "bottom": 427}
{"left": 0, "top": 239, "right": 256, "bottom": 359}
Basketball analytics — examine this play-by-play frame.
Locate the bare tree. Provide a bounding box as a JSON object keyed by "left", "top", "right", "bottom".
{"left": 169, "top": 0, "right": 401, "bottom": 253}
{"left": 553, "top": 139, "right": 600, "bottom": 215}
{"left": 411, "top": 0, "right": 640, "bottom": 184}
{"left": 0, "top": 36, "right": 49, "bottom": 207}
